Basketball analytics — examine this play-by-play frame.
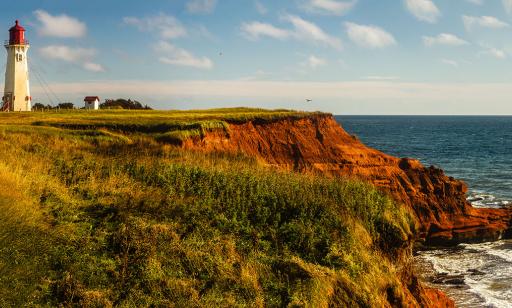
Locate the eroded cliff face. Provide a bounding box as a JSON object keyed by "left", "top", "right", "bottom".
{"left": 182, "top": 115, "right": 512, "bottom": 246}
{"left": 179, "top": 114, "right": 510, "bottom": 307}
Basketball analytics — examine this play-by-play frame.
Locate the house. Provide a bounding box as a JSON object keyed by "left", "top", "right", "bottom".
{"left": 84, "top": 96, "right": 100, "bottom": 110}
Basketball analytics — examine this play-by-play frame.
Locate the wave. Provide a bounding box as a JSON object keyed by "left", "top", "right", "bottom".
{"left": 416, "top": 240, "right": 512, "bottom": 308}
{"left": 460, "top": 242, "right": 512, "bottom": 264}
{"left": 465, "top": 276, "right": 512, "bottom": 308}
{"left": 467, "top": 192, "right": 511, "bottom": 208}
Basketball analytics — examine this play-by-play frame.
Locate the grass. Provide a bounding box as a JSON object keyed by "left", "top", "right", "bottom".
{"left": 19, "top": 108, "right": 325, "bottom": 145}
{"left": 0, "top": 109, "right": 416, "bottom": 307}
{"left": 5, "top": 107, "right": 325, "bottom": 126}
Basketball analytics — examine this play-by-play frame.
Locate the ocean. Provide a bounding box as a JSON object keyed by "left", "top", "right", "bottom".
{"left": 335, "top": 116, "right": 512, "bottom": 308}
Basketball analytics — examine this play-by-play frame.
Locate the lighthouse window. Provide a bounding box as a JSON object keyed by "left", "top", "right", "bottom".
{"left": 16, "top": 54, "right": 22, "bottom": 62}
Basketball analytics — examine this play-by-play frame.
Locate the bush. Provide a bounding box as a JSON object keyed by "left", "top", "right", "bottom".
{"left": 100, "top": 99, "right": 152, "bottom": 110}
{"left": 58, "top": 102, "right": 75, "bottom": 110}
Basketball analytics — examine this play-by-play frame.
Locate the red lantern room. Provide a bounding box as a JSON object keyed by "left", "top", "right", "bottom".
{"left": 9, "top": 20, "right": 26, "bottom": 45}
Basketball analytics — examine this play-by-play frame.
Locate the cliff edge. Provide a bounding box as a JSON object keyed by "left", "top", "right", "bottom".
{"left": 182, "top": 114, "right": 512, "bottom": 246}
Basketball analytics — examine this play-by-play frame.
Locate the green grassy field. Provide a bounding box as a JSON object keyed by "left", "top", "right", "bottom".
{"left": 0, "top": 108, "right": 324, "bottom": 125}
{"left": 0, "top": 109, "right": 416, "bottom": 307}
{"left": 3, "top": 108, "right": 326, "bottom": 145}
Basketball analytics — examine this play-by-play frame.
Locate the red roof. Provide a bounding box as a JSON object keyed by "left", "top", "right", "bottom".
{"left": 9, "top": 20, "right": 26, "bottom": 45}
{"left": 84, "top": 96, "right": 100, "bottom": 102}
{"left": 9, "top": 20, "right": 25, "bottom": 32}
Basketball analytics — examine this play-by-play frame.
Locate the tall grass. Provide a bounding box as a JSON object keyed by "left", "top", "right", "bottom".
{"left": 3, "top": 108, "right": 325, "bottom": 127}
{"left": 0, "top": 110, "right": 416, "bottom": 307}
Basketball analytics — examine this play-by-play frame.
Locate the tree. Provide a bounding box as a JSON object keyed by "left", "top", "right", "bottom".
{"left": 32, "top": 103, "right": 54, "bottom": 110}
{"left": 57, "top": 102, "right": 74, "bottom": 110}
{"left": 32, "top": 103, "right": 46, "bottom": 110}
{"left": 100, "top": 98, "right": 152, "bottom": 110}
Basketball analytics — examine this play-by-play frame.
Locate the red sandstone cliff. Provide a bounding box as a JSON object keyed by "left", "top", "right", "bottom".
{"left": 183, "top": 114, "right": 512, "bottom": 247}
{"left": 177, "top": 113, "right": 496, "bottom": 307}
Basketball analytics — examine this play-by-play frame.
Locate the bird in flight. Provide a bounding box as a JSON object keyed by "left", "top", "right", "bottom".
{"left": 306, "top": 99, "right": 312, "bottom": 103}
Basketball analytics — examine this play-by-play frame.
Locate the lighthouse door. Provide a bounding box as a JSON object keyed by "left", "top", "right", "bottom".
{"left": 2, "top": 93, "right": 13, "bottom": 112}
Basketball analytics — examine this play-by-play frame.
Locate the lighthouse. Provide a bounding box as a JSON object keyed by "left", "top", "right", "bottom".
{"left": 3, "top": 20, "right": 31, "bottom": 112}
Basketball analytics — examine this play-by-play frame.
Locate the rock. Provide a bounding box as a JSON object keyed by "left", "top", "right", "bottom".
{"left": 423, "top": 288, "right": 455, "bottom": 308}
{"left": 432, "top": 275, "right": 465, "bottom": 285}
{"left": 467, "top": 269, "right": 485, "bottom": 276}
{"left": 444, "top": 278, "right": 464, "bottom": 285}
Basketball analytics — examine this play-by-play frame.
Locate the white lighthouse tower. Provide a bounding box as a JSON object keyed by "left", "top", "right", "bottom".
{"left": 3, "top": 20, "right": 31, "bottom": 112}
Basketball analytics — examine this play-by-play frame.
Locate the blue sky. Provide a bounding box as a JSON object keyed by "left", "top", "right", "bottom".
{"left": 1, "top": 0, "right": 512, "bottom": 114}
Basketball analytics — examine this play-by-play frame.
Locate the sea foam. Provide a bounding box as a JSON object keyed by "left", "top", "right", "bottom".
{"left": 416, "top": 240, "right": 512, "bottom": 308}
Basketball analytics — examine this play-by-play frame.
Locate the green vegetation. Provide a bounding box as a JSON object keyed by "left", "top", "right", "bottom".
{"left": 0, "top": 109, "right": 416, "bottom": 307}
{"left": 100, "top": 98, "right": 152, "bottom": 110}
{"left": 33, "top": 98, "right": 151, "bottom": 111}
{"left": 32, "top": 102, "right": 76, "bottom": 110}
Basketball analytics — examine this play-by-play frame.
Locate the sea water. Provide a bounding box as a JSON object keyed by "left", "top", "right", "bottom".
{"left": 336, "top": 116, "right": 512, "bottom": 307}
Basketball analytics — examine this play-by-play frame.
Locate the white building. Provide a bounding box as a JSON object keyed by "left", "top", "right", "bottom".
{"left": 84, "top": 96, "right": 100, "bottom": 110}
{"left": 3, "top": 20, "right": 31, "bottom": 112}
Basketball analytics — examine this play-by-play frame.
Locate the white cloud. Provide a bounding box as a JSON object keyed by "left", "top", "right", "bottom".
{"left": 284, "top": 15, "right": 343, "bottom": 49}
{"left": 304, "top": 55, "right": 327, "bottom": 69}
{"left": 123, "top": 14, "right": 187, "bottom": 40}
{"left": 83, "top": 62, "right": 106, "bottom": 72}
{"left": 241, "top": 15, "right": 343, "bottom": 50}
{"left": 441, "top": 59, "right": 458, "bottom": 67}
{"left": 156, "top": 41, "right": 213, "bottom": 69}
{"left": 504, "top": 0, "right": 512, "bottom": 14}
{"left": 345, "top": 22, "right": 396, "bottom": 48}
{"left": 34, "top": 11, "right": 105, "bottom": 72}
{"left": 241, "top": 22, "right": 290, "bottom": 40}
{"left": 481, "top": 47, "right": 507, "bottom": 59}
{"left": 301, "top": 0, "right": 357, "bottom": 16}
{"left": 489, "top": 48, "right": 506, "bottom": 59}
{"left": 463, "top": 15, "right": 509, "bottom": 31}
{"left": 39, "top": 45, "right": 104, "bottom": 72}
{"left": 186, "top": 0, "right": 218, "bottom": 14}
{"left": 255, "top": 1, "right": 268, "bottom": 14}
{"left": 423, "top": 33, "right": 468, "bottom": 47}
{"left": 39, "top": 45, "right": 96, "bottom": 62}
{"left": 404, "top": 0, "right": 440, "bottom": 23}
{"left": 34, "top": 10, "right": 86, "bottom": 38}
{"left": 124, "top": 14, "right": 211, "bottom": 70}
